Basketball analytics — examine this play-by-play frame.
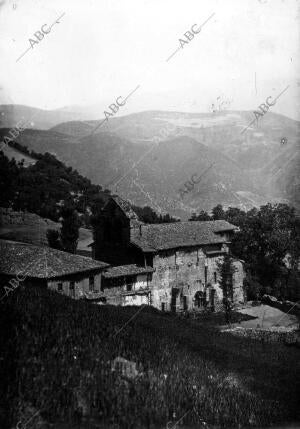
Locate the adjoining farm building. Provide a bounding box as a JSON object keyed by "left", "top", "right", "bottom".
{"left": 0, "top": 239, "right": 109, "bottom": 299}
{"left": 0, "top": 240, "right": 154, "bottom": 305}
{"left": 102, "top": 264, "right": 154, "bottom": 306}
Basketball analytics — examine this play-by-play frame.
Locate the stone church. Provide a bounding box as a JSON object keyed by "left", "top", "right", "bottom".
{"left": 91, "top": 195, "right": 246, "bottom": 312}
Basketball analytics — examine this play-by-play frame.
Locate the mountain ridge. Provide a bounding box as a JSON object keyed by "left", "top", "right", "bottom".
{"left": 1, "top": 108, "right": 299, "bottom": 218}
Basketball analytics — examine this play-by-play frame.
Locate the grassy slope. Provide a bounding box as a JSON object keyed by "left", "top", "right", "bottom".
{"left": 0, "top": 208, "right": 93, "bottom": 249}
{"left": 0, "top": 288, "right": 299, "bottom": 429}
{"left": 0, "top": 223, "right": 92, "bottom": 250}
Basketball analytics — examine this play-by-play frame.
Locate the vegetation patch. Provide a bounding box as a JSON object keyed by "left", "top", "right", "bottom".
{"left": 1, "top": 288, "right": 299, "bottom": 428}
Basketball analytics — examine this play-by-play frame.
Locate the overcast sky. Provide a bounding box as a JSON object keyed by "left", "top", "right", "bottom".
{"left": 0, "top": 0, "right": 299, "bottom": 120}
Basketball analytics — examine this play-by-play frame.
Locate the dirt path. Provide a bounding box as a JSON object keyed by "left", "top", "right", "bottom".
{"left": 238, "top": 304, "right": 298, "bottom": 329}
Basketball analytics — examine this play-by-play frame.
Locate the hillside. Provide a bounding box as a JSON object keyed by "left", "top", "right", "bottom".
{"left": 0, "top": 142, "right": 36, "bottom": 167}
{"left": 0, "top": 147, "right": 110, "bottom": 223}
{"left": 2, "top": 109, "right": 299, "bottom": 218}
{"left": 1, "top": 287, "right": 299, "bottom": 429}
{"left": 0, "top": 105, "right": 95, "bottom": 130}
{"left": 51, "top": 110, "right": 300, "bottom": 216}
{"left": 51, "top": 109, "right": 299, "bottom": 164}
{"left": 0, "top": 208, "right": 93, "bottom": 252}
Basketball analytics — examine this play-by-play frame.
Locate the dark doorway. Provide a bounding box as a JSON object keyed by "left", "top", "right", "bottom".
{"left": 194, "top": 291, "right": 206, "bottom": 309}
{"left": 180, "top": 293, "right": 188, "bottom": 311}
{"left": 209, "top": 289, "right": 216, "bottom": 311}
{"left": 171, "top": 289, "right": 179, "bottom": 312}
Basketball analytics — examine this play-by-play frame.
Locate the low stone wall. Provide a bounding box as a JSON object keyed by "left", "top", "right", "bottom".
{"left": 223, "top": 326, "right": 300, "bottom": 345}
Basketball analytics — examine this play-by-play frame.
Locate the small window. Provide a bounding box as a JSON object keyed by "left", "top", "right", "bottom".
{"left": 147, "top": 273, "right": 153, "bottom": 286}
{"left": 89, "top": 276, "right": 94, "bottom": 292}
{"left": 125, "top": 276, "right": 134, "bottom": 291}
{"left": 214, "top": 272, "right": 217, "bottom": 283}
{"left": 69, "top": 281, "right": 75, "bottom": 298}
{"left": 57, "top": 282, "right": 63, "bottom": 292}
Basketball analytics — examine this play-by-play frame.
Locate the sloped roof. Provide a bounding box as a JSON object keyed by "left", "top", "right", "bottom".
{"left": 103, "top": 264, "right": 154, "bottom": 278}
{"left": 0, "top": 239, "right": 109, "bottom": 279}
{"left": 130, "top": 220, "right": 236, "bottom": 252}
{"left": 105, "top": 195, "right": 140, "bottom": 221}
{"left": 207, "top": 220, "right": 238, "bottom": 232}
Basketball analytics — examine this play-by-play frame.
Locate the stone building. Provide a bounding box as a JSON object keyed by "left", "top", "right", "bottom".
{"left": 0, "top": 195, "right": 246, "bottom": 312}
{"left": 0, "top": 239, "right": 109, "bottom": 300}
{"left": 0, "top": 239, "right": 154, "bottom": 305}
{"left": 91, "top": 196, "right": 246, "bottom": 311}
{"left": 102, "top": 264, "right": 154, "bottom": 306}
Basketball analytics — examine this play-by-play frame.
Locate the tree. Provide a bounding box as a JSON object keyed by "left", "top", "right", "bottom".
{"left": 189, "top": 210, "right": 211, "bottom": 221}
{"left": 0, "top": 152, "right": 19, "bottom": 208}
{"left": 60, "top": 206, "right": 80, "bottom": 254}
{"left": 46, "top": 229, "right": 62, "bottom": 250}
{"left": 230, "top": 204, "right": 299, "bottom": 293}
{"left": 212, "top": 204, "right": 225, "bottom": 220}
{"left": 132, "top": 205, "right": 179, "bottom": 224}
{"left": 217, "top": 253, "right": 237, "bottom": 324}
{"left": 223, "top": 207, "right": 246, "bottom": 227}
{"left": 243, "top": 273, "right": 263, "bottom": 301}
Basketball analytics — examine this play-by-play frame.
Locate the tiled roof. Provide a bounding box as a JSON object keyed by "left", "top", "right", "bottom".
{"left": 106, "top": 195, "right": 140, "bottom": 221}
{"left": 208, "top": 220, "right": 238, "bottom": 232}
{"left": 0, "top": 239, "right": 109, "bottom": 279}
{"left": 103, "top": 264, "right": 154, "bottom": 279}
{"left": 130, "top": 220, "right": 236, "bottom": 252}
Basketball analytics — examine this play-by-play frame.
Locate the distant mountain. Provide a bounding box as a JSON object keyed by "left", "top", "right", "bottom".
{"left": 51, "top": 109, "right": 299, "bottom": 172}
{"left": 2, "top": 109, "right": 299, "bottom": 218}
{"left": 0, "top": 104, "right": 95, "bottom": 130}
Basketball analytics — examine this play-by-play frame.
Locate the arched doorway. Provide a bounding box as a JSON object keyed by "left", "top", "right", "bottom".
{"left": 194, "top": 291, "right": 207, "bottom": 309}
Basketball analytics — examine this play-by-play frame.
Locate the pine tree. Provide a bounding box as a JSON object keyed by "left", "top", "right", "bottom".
{"left": 60, "top": 206, "right": 80, "bottom": 254}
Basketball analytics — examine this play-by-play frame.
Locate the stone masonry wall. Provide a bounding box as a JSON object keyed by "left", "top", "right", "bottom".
{"left": 150, "top": 247, "right": 245, "bottom": 312}
{"left": 223, "top": 326, "right": 300, "bottom": 345}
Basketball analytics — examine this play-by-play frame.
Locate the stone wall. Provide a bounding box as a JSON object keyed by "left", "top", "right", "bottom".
{"left": 223, "top": 326, "right": 300, "bottom": 345}
{"left": 47, "top": 272, "right": 103, "bottom": 300}
{"left": 150, "top": 247, "right": 245, "bottom": 312}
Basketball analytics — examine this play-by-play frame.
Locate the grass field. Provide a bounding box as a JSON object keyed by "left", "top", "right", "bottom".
{"left": 0, "top": 287, "right": 299, "bottom": 429}
{"left": 0, "top": 223, "right": 92, "bottom": 251}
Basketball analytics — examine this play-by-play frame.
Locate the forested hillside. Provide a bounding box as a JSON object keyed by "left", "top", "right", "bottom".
{"left": 0, "top": 148, "right": 109, "bottom": 223}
